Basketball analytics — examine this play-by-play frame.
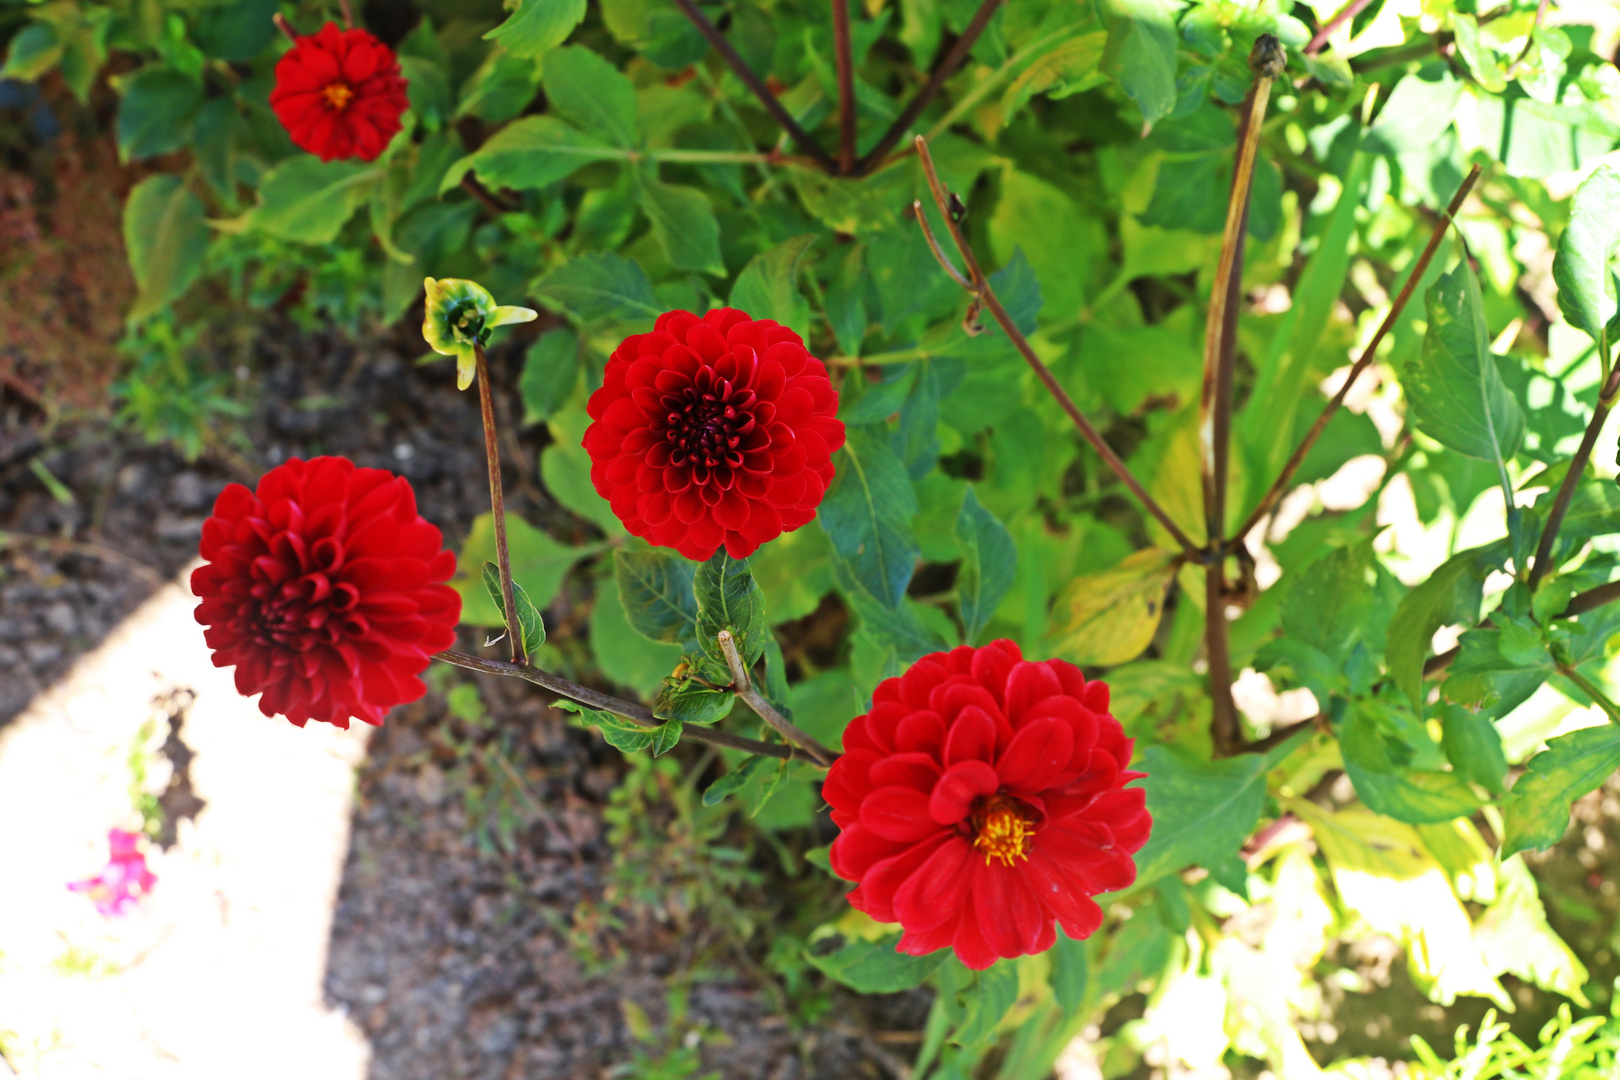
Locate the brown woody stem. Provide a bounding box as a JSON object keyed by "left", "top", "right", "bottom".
{"left": 832, "top": 0, "right": 857, "bottom": 175}
{"left": 1529, "top": 344, "right": 1619, "bottom": 591}
{"left": 1203, "top": 36, "right": 1282, "bottom": 755}
{"left": 272, "top": 12, "right": 299, "bottom": 42}
{"left": 474, "top": 343, "right": 526, "bottom": 667}
{"left": 857, "top": 0, "right": 1003, "bottom": 174}
{"left": 1232, "top": 164, "right": 1482, "bottom": 544}
{"left": 433, "top": 650, "right": 817, "bottom": 761}
{"left": 670, "top": 0, "right": 840, "bottom": 173}
{"left": 338, "top": 0, "right": 354, "bottom": 29}
{"left": 910, "top": 137, "right": 1201, "bottom": 557}
{"left": 716, "top": 630, "right": 838, "bottom": 766}
{"left": 1305, "top": 0, "right": 1374, "bottom": 54}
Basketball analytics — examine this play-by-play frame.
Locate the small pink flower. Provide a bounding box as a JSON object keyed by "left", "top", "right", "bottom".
{"left": 69, "top": 829, "right": 156, "bottom": 917}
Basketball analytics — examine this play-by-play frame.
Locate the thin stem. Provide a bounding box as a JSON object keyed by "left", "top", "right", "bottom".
{"left": 474, "top": 343, "right": 525, "bottom": 667}
{"left": 1529, "top": 340, "right": 1619, "bottom": 591}
{"left": 461, "top": 174, "right": 519, "bottom": 215}
{"left": 1202, "top": 36, "right": 1282, "bottom": 755}
{"left": 433, "top": 650, "right": 816, "bottom": 761}
{"left": 832, "top": 0, "right": 857, "bottom": 175}
{"left": 857, "top": 0, "right": 1003, "bottom": 174}
{"left": 910, "top": 135, "right": 1202, "bottom": 557}
{"left": 670, "top": 0, "right": 840, "bottom": 173}
{"left": 1558, "top": 662, "right": 1620, "bottom": 725}
{"left": 1305, "top": 0, "right": 1374, "bottom": 55}
{"left": 716, "top": 630, "right": 838, "bottom": 766}
{"left": 1233, "top": 164, "right": 1482, "bottom": 543}
{"left": 272, "top": 12, "right": 298, "bottom": 43}
{"left": 338, "top": 0, "right": 354, "bottom": 29}
{"left": 911, "top": 202, "right": 972, "bottom": 289}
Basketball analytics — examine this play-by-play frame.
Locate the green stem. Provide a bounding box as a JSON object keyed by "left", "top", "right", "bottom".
{"left": 1558, "top": 663, "right": 1620, "bottom": 726}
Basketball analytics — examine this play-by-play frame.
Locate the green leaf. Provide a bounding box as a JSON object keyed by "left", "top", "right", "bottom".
{"left": 484, "top": 0, "right": 587, "bottom": 57}
{"left": 833, "top": 554, "right": 951, "bottom": 663}
{"left": 1362, "top": 69, "right": 1462, "bottom": 156}
{"left": 123, "top": 175, "right": 208, "bottom": 321}
{"left": 1555, "top": 480, "right": 1620, "bottom": 549}
{"left": 1340, "top": 704, "right": 1484, "bottom": 824}
{"left": 1405, "top": 263, "right": 1526, "bottom": 465}
{"left": 555, "top": 698, "right": 656, "bottom": 752}
{"left": 117, "top": 68, "right": 201, "bottom": 161}
{"left": 1452, "top": 14, "right": 1507, "bottom": 93}
{"left": 455, "top": 47, "right": 543, "bottom": 124}
{"left": 695, "top": 550, "right": 767, "bottom": 667}
{"left": 954, "top": 486, "right": 1016, "bottom": 645}
{"left": 636, "top": 171, "right": 724, "bottom": 275}
{"left": 453, "top": 513, "right": 597, "bottom": 626}
{"left": 1502, "top": 725, "right": 1620, "bottom": 857}
{"left": 2, "top": 24, "right": 63, "bottom": 82}
{"left": 244, "top": 158, "right": 379, "bottom": 244}
{"left": 480, "top": 561, "right": 547, "bottom": 655}
{"left": 441, "top": 116, "right": 619, "bottom": 195}
{"left": 1385, "top": 544, "right": 1498, "bottom": 714}
{"left": 703, "top": 755, "right": 766, "bottom": 806}
{"left": 1474, "top": 855, "right": 1590, "bottom": 1005}
{"left": 652, "top": 678, "right": 733, "bottom": 724}
{"left": 1442, "top": 626, "right": 1556, "bottom": 719}
{"left": 532, "top": 252, "right": 661, "bottom": 323}
{"left": 818, "top": 425, "right": 919, "bottom": 609}
{"left": 1099, "top": 0, "right": 1179, "bottom": 128}
{"left": 591, "top": 575, "right": 683, "bottom": 695}
{"left": 1439, "top": 703, "right": 1508, "bottom": 796}
{"left": 614, "top": 548, "right": 698, "bottom": 644}
{"left": 728, "top": 234, "right": 818, "bottom": 342}
{"left": 1131, "top": 733, "right": 1309, "bottom": 888}
{"left": 1001, "top": 30, "right": 1109, "bottom": 120}
{"left": 949, "top": 959, "right": 1021, "bottom": 1047}
{"left": 1051, "top": 929, "right": 1089, "bottom": 1014}
{"left": 540, "top": 45, "right": 638, "bottom": 146}
{"left": 1551, "top": 163, "right": 1620, "bottom": 348}
{"left": 1050, "top": 548, "right": 1175, "bottom": 667}
{"left": 807, "top": 933, "right": 948, "bottom": 993}
{"left": 519, "top": 327, "right": 579, "bottom": 422}
{"left": 650, "top": 718, "right": 682, "bottom": 756}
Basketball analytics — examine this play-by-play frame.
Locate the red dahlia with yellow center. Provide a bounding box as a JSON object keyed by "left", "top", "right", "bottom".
{"left": 191, "top": 456, "right": 460, "bottom": 729}
{"left": 269, "top": 22, "right": 409, "bottom": 163}
{"left": 824, "top": 640, "right": 1151, "bottom": 970}
{"left": 583, "top": 308, "right": 845, "bottom": 562}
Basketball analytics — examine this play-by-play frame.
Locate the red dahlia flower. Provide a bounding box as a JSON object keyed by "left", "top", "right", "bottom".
{"left": 583, "top": 308, "right": 845, "bottom": 562}
{"left": 269, "top": 22, "right": 409, "bottom": 163}
{"left": 191, "top": 456, "right": 460, "bottom": 729}
{"left": 825, "top": 640, "right": 1151, "bottom": 970}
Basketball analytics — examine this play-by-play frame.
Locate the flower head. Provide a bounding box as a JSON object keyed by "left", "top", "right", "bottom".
{"left": 269, "top": 22, "right": 410, "bottom": 163}
{"left": 583, "top": 308, "right": 845, "bottom": 561}
{"left": 191, "top": 456, "right": 461, "bottom": 729}
{"left": 824, "top": 640, "right": 1151, "bottom": 970}
{"left": 69, "top": 829, "right": 156, "bottom": 917}
{"left": 422, "top": 277, "right": 538, "bottom": 390}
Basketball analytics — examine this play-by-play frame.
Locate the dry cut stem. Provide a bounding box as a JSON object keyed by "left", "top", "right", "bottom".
{"left": 434, "top": 649, "right": 819, "bottom": 762}
{"left": 474, "top": 343, "right": 526, "bottom": 667}
{"left": 832, "top": 0, "right": 858, "bottom": 175}
{"left": 1202, "top": 36, "right": 1283, "bottom": 756}
{"left": 1529, "top": 338, "right": 1619, "bottom": 591}
{"left": 716, "top": 630, "right": 838, "bottom": 766}
{"left": 909, "top": 135, "right": 1201, "bottom": 557}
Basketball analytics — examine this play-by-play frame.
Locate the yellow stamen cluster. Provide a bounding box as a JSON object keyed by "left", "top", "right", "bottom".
{"left": 972, "top": 798, "right": 1033, "bottom": 867}
{"left": 323, "top": 82, "right": 355, "bottom": 110}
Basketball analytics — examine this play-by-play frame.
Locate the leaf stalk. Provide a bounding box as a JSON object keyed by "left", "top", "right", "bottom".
{"left": 716, "top": 630, "right": 838, "bottom": 766}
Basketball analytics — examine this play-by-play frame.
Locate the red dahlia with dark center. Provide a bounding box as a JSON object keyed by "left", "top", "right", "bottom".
{"left": 824, "top": 640, "right": 1151, "bottom": 970}
{"left": 584, "top": 308, "right": 845, "bottom": 561}
{"left": 191, "top": 456, "right": 460, "bottom": 729}
{"left": 269, "top": 22, "right": 409, "bottom": 163}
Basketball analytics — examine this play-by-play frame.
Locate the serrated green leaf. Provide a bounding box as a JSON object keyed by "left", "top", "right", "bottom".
{"left": 441, "top": 116, "right": 619, "bottom": 195}
{"left": 243, "top": 157, "right": 380, "bottom": 244}
{"left": 728, "top": 234, "right": 817, "bottom": 342}
{"left": 637, "top": 170, "right": 724, "bottom": 275}
{"left": 695, "top": 550, "right": 767, "bottom": 667}
{"left": 1341, "top": 704, "right": 1484, "bottom": 824}
{"left": 818, "top": 425, "right": 918, "bottom": 609}
{"left": 807, "top": 932, "right": 948, "bottom": 993}
{"left": 954, "top": 486, "right": 1016, "bottom": 645}
{"left": 1406, "top": 263, "right": 1526, "bottom": 465}
{"left": 1099, "top": 0, "right": 1178, "bottom": 128}
{"left": 484, "top": 0, "right": 587, "bottom": 57}
{"left": 1551, "top": 164, "right": 1620, "bottom": 348}
{"left": 615, "top": 549, "right": 698, "bottom": 644}
{"left": 533, "top": 251, "right": 661, "bottom": 323}
{"left": 1385, "top": 544, "right": 1499, "bottom": 715}
{"left": 555, "top": 698, "right": 655, "bottom": 752}
{"left": 123, "top": 175, "right": 208, "bottom": 321}
{"left": 541, "top": 45, "right": 638, "bottom": 146}
{"left": 1502, "top": 725, "right": 1620, "bottom": 856}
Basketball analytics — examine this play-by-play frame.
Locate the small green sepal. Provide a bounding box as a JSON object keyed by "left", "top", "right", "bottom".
{"left": 422, "top": 277, "right": 538, "bottom": 390}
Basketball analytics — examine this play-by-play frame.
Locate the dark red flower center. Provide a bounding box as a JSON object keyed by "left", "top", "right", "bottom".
{"left": 969, "top": 794, "right": 1037, "bottom": 867}
{"left": 247, "top": 537, "right": 363, "bottom": 653}
{"left": 322, "top": 82, "right": 355, "bottom": 110}
{"left": 661, "top": 368, "right": 756, "bottom": 480}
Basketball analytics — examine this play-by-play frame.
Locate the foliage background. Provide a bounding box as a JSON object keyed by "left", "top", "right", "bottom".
{"left": 8, "top": 0, "right": 1620, "bottom": 1075}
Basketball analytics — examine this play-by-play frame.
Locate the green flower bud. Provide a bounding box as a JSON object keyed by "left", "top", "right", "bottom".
{"left": 421, "top": 277, "right": 538, "bottom": 390}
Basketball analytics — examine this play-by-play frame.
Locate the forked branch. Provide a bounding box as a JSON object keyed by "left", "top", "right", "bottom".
{"left": 716, "top": 630, "right": 838, "bottom": 766}
{"left": 909, "top": 135, "right": 1201, "bottom": 557}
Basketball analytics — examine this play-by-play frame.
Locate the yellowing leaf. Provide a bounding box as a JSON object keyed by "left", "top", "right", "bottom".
{"left": 1050, "top": 547, "right": 1176, "bottom": 666}
{"left": 1473, "top": 856, "right": 1590, "bottom": 1005}
{"left": 1284, "top": 798, "right": 1509, "bottom": 1009}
